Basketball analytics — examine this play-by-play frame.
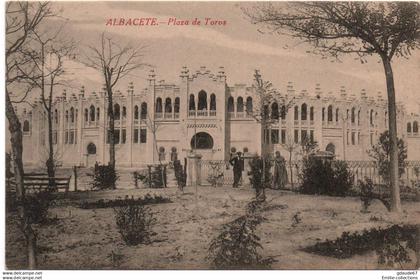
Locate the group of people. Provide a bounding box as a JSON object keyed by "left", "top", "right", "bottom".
{"left": 229, "top": 151, "right": 288, "bottom": 189}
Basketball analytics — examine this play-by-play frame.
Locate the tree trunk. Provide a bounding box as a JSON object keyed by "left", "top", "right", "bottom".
{"left": 46, "top": 107, "right": 55, "bottom": 188}
{"left": 6, "top": 92, "right": 37, "bottom": 269}
{"left": 382, "top": 56, "right": 401, "bottom": 213}
{"left": 106, "top": 88, "right": 116, "bottom": 189}
{"left": 289, "top": 152, "right": 294, "bottom": 188}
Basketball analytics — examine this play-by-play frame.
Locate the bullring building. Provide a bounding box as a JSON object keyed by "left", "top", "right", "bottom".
{"left": 16, "top": 66, "right": 420, "bottom": 168}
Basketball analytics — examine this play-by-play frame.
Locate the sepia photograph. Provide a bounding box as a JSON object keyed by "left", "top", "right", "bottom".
{"left": 3, "top": 0, "right": 420, "bottom": 274}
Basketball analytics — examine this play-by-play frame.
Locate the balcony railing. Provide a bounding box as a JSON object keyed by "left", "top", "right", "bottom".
{"left": 164, "top": 112, "right": 172, "bottom": 119}
{"left": 197, "top": 110, "right": 208, "bottom": 117}
{"left": 236, "top": 112, "right": 245, "bottom": 118}
{"left": 155, "top": 112, "right": 163, "bottom": 119}
{"left": 209, "top": 110, "right": 216, "bottom": 117}
{"left": 174, "top": 112, "right": 180, "bottom": 119}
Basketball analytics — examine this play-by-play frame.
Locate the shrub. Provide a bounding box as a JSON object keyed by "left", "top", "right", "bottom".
{"left": 208, "top": 214, "right": 274, "bottom": 269}
{"left": 132, "top": 170, "right": 148, "bottom": 189}
{"left": 173, "top": 160, "right": 186, "bottom": 190}
{"left": 23, "top": 191, "right": 53, "bottom": 224}
{"left": 359, "top": 178, "right": 374, "bottom": 212}
{"left": 208, "top": 200, "right": 274, "bottom": 269}
{"left": 114, "top": 204, "right": 156, "bottom": 246}
{"left": 248, "top": 156, "right": 272, "bottom": 201}
{"left": 299, "top": 157, "right": 353, "bottom": 197}
{"left": 303, "top": 224, "right": 417, "bottom": 268}
{"left": 89, "top": 163, "right": 119, "bottom": 190}
{"left": 137, "top": 165, "right": 167, "bottom": 188}
{"left": 368, "top": 130, "right": 407, "bottom": 184}
{"left": 79, "top": 194, "right": 171, "bottom": 209}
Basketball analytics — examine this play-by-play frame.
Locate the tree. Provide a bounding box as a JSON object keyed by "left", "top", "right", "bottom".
{"left": 83, "top": 33, "right": 147, "bottom": 172}
{"left": 18, "top": 25, "right": 75, "bottom": 185}
{"left": 368, "top": 130, "right": 407, "bottom": 186}
{"left": 6, "top": 2, "right": 52, "bottom": 269}
{"left": 244, "top": 2, "right": 420, "bottom": 212}
{"left": 248, "top": 70, "right": 293, "bottom": 157}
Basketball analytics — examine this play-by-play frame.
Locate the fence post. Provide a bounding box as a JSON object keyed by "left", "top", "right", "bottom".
{"left": 147, "top": 165, "right": 152, "bottom": 188}
{"left": 73, "top": 166, "right": 78, "bottom": 192}
{"left": 187, "top": 153, "right": 202, "bottom": 187}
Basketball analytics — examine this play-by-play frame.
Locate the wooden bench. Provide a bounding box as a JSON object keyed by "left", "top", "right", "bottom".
{"left": 6, "top": 173, "right": 71, "bottom": 194}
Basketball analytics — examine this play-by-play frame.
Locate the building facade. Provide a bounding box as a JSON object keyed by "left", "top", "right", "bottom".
{"left": 17, "top": 66, "right": 420, "bottom": 168}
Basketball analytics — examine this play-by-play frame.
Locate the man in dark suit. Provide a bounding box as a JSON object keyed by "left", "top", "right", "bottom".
{"left": 229, "top": 152, "right": 244, "bottom": 188}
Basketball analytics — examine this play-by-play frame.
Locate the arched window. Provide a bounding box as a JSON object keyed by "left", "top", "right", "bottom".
{"left": 198, "top": 90, "right": 207, "bottom": 110}
{"left": 294, "top": 106, "right": 299, "bottom": 120}
{"left": 336, "top": 108, "right": 339, "bottom": 122}
{"left": 370, "top": 110, "right": 374, "bottom": 125}
{"left": 407, "top": 122, "right": 412, "bottom": 133}
{"left": 191, "top": 132, "right": 214, "bottom": 149}
{"left": 89, "top": 105, "right": 95, "bottom": 122}
{"left": 122, "top": 106, "right": 127, "bottom": 119}
{"left": 155, "top": 98, "right": 162, "bottom": 113}
{"left": 54, "top": 109, "right": 59, "bottom": 124}
{"left": 87, "top": 143, "right": 96, "bottom": 155}
{"left": 327, "top": 105, "right": 333, "bottom": 122}
{"left": 263, "top": 105, "right": 269, "bottom": 119}
{"left": 357, "top": 110, "right": 361, "bottom": 126}
{"left": 310, "top": 107, "right": 314, "bottom": 121}
{"left": 114, "top": 103, "right": 121, "bottom": 120}
{"left": 174, "top": 97, "right": 180, "bottom": 113}
{"left": 281, "top": 105, "right": 286, "bottom": 120}
{"left": 84, "top": 109, "right": 88, "bottom": 122}
{"left": 414, "top": 121, "right": 419, "bottom": 133}
{"left": 23, "top": 120, "right": 30, "bottom": 132}
{"left": 189, "top": 94, "right": 195, "bottom": 111}
{"left": 301, "top": 103, "right": 307, "bottom": 121}
{"left": 351, "top": 107, "right": 356, "bottom": 123}
{"left": 141, "top": 102, "right": 147, "bottom": 119}
{"left": 237, "top": 97, "right": 244, "bottom": 112}
{"left": 165, "top": 98, "right": 172, "bottom": 113}
{"left": 134, "top": 105, "right": 139, "bottom": 120}
{"left": 246, "top": 97, "right": 253, "bottom": 113}
{"left": 228, "top": 96, "right": 234, "bottom": 112}
{"left": 70, "top": 107, "right": 75, "bottom": 123}
{"left": 271, "top": 102, "right": 279, "bottom": 120}
{"left": 96, "top": 108, "right": 100, "bottom": 121}
{"left": 66, "top": 110, "right": 69, "bottom": 123}
{"left": 322, "top": 107, "right": 325, "bottom": 122}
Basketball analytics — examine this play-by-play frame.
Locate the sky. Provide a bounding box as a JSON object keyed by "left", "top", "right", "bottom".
{"left": 43, "top": 1, "right": 419, "bottom": 113}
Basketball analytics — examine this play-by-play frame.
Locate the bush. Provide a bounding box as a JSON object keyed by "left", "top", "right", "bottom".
{"left": 79, "top": 194, "right": 171, "bottom": 209}
{"left": 359, "top": 178, "right": 374, "bottom": 212}
{"left": 208, "top": 215, "right": 274, "bottom": 269}
{"left": 137, "top": 165, "right": 167, "bottom": 188}
{"left": 89, "top": 163, "right": 119, "bottom": 190}
{"left": 114, "top": 204, "right": 156, "bottom": 246}
{"left": 299, "top": 157, "right": 353, "bottom": 197}
{"left": 173, "top": 160, "right": 186, "bottom": 190}
{"left": 303, "top": 224, "right": 417, "bottom": 268}
{"left": 23, "top": 191, "right": 53, "bottom": 224}
{"left": 208, "top": 200, "right": 274, "bottom": 269}
{"left": 248, "top": 156, "right": 272, "bottom": 201}
{"left": 368, "top": 130, "right": 407, "bottom": 184}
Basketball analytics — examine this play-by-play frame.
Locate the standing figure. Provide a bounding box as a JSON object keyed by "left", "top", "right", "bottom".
{"left": 272, "top": 151, "right": 288, "bottom": 189}
{"left": 229, "top": 152, "right": 243, "bottom": 188}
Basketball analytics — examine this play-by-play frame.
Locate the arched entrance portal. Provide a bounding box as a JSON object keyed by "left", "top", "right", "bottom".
{"left": 325, "top": 143, "right": 336, "bottom": 155}
{"left": 191, "top": 132, "right": 214, "bottom": 150}
{"left": 86, "top": 142, "right": 97, "bottom": 167}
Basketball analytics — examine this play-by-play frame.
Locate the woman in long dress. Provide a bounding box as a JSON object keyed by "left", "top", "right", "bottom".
{"left": 273, "top": 151, "right": 288, "bottom": 189}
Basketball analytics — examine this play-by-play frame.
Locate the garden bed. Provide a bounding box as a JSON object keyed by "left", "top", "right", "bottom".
{"left": 78, "top": 194, "right": 171, "bottom": 209}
